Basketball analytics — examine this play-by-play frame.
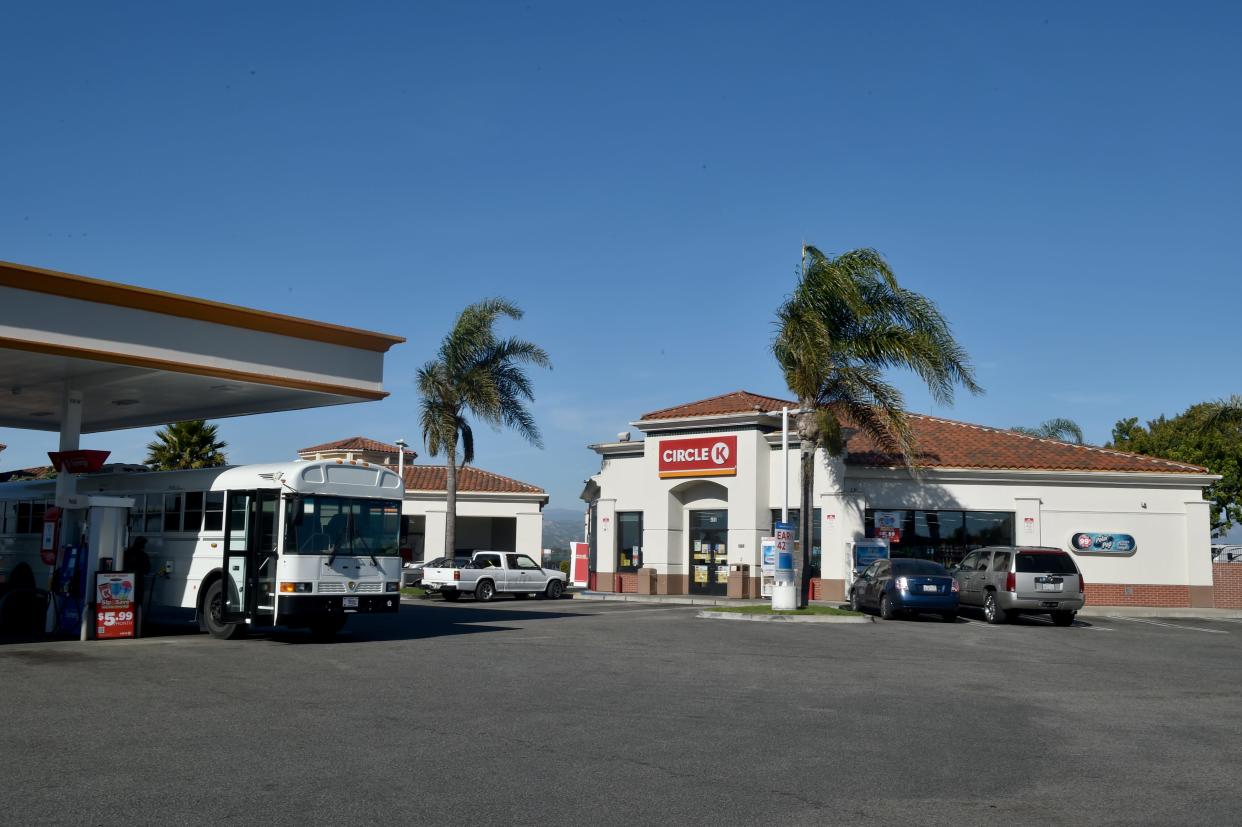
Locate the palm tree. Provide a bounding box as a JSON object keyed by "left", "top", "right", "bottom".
{"left": 1200, "top": 395, "right": 1242, "bottom": 433}
{"left": 773, "top": 245, "right": 981, "bottom": 607}
{"left": 145, "top": 420, "right": 227, "bottom": 470}
{"left": 417, "top": 298, "right": 551, "bottom": 558}
{"left": 1012, "top": 418, "right": 1085, "bottom": 444}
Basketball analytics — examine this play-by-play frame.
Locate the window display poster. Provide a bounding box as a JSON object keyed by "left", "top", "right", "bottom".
{"left": 715, "top": 565, "right": 729, "bottom": 583}
{"left": 95, "top": 572, "right": 136, "bottom": 640}
{"left": 693, "top": 565, "right": 709, "bottom": 584}
{"left": 874, "top": 511, "right": 902, "bottom": 530}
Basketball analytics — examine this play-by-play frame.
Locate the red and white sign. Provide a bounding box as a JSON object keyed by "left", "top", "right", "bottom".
{"left": 95, "top": 573, "right": 136, "bottom": 640}
{"left": 658, "top": 435, "right": 738, "bottom": 479}
{"left": 570, "top": 542, "right": 590, "bottom": 589}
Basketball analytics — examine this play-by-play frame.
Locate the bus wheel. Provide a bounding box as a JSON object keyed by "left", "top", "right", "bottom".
{"left": 309, "top": 616, "right": 346, "bottom": 641}
{"left": 202, "top": 580, "right": 246, "bottom": 640}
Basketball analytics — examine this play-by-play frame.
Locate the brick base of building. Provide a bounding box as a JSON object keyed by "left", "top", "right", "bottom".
{"left": 1085, "top": 583, "right": 1196, "bottom": 607}
{"left": 1213, "top": 564, "right": 1242, "bottom": 609}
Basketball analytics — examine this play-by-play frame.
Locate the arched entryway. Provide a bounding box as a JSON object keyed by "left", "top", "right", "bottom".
{"left": 670, "top": 480, "right": 729, "bottom": 596}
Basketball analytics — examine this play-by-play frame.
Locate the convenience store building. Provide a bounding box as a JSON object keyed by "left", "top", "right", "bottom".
{"left": 582, "top": 391, "right": 1234, "bottom": 609}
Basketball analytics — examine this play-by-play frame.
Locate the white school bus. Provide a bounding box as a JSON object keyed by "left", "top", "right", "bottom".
{"left": 0, "top": 459, "right": 404, "bottom": 639}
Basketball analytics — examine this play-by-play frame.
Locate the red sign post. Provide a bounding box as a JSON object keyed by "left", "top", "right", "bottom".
{"left": 658, "top": 435, "right": 738, "bottom": 479}
{"left": 95, "top": 573, "right": 136, "bottom": 639}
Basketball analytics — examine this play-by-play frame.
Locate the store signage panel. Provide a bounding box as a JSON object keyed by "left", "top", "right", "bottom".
{"left": 95, "top": 573, "right": 136, "bottom": 639}
{"left": 1071, "top": 532, "right": 1137, "bottom": 555}
{"left": 658, "top": 435, "right": 738, "bottom": 478}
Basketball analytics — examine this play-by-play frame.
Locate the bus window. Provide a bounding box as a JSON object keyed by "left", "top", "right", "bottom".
{"left": 204, "top": 491, "right": 224, "bottom": 532}
{"left": 144, "top": 496, "right": 161, "bottom": 533}
{"left": 227, "top": 493, "right": 250, "bottom": 551}
{"left": 184, "top": 492, "right": 204, "bottom": 533}
{"left": 164, "top": 493, "right": 183, "bottom": 532}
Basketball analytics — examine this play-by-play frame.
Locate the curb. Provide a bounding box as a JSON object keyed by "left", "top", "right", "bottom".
{"left": 1077, "top": 606, "right": 1242, "bottom": 620}
{"left": 572, "top": 592, "right": 770, "bottom": 607}
{"left": 697, "top": 610, "right": 872, "bottom": 624}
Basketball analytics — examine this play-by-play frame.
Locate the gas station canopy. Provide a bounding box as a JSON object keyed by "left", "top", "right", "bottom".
{"left": 0, "top": 260, "right": 404, "bottom": 433}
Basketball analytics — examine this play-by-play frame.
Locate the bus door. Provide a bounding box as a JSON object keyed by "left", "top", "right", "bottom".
{"left": 221, "top": 491, "right": 279, "bottom": 624}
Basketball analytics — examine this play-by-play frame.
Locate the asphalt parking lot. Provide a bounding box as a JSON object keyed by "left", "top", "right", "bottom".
{"left": 3, "top": 598, "right": 1242, "bottom": 826}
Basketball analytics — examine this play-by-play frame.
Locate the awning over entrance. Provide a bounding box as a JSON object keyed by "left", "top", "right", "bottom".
{"left": 0, "top": 260, "right": 404, "bottom": 433}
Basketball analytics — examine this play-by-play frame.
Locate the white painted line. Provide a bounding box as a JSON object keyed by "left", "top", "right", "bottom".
{"left": 1108, "top": 616, "right": 1228, "bottom": 634}
{"left": 1209, "top": 617, "right": 1242, "bottom": 624}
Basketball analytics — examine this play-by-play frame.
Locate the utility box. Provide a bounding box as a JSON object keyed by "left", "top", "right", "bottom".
{"left": 637, "top": 567, "right": 657, "bottom": 595}
{"left": 727, "top": 564, "right": 751, "bottom": 599}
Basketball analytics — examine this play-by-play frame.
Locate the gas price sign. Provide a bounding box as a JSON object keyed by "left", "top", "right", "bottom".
{"left": 95, "top": 573, "right": 136, "bottom": 640}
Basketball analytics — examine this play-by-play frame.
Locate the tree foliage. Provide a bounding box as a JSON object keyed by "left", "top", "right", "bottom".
{"left": 1012, "top": 418, "right": 1085, "bottom": 444}
{"left": 417, "top": 298, "right": 551, "bottom": 556}
{"left": 145, "top": 420, "right": 227, "bottom": 470}
{"left": 773, "top": 245, "right": 980, "bottom": 605}
{"left": 1108, "top": 396, "right": 1242, "bottom": 536}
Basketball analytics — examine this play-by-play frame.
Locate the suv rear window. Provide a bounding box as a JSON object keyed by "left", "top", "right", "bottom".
{"left": 1016, "top": 552, "right": 1079, "bottom": 575}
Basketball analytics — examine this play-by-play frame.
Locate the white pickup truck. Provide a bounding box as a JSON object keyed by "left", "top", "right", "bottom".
{"left": 422, "top": 551, "right": 567, "bottom": 602}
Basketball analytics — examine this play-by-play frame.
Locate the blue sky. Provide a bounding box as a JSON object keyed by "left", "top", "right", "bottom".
{"left": 1, "top": 2, "right": 1239, "bottom": 529}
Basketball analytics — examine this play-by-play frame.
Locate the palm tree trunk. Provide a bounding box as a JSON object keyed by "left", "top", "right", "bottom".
{"left": 798, "top": 437, "right": 815, "bottom": 609}
{"left": 444, "top": 437, "right": 458, "bottom": 559}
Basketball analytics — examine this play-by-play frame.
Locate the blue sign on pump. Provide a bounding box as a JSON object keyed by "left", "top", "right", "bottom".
{"left": 853, "top": 538, "right": 889, "bottom": 573}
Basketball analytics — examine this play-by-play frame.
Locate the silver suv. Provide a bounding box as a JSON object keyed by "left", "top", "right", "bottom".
{"left": 952, "top": 546, "right": 1084, "bottom": 626}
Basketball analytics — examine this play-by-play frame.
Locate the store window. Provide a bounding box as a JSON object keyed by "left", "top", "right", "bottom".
{"left": 770, "top": 509, "right": 821, "bottom": 578}
{"left": 616, "top": 511, "right": 643, "bottom": 572}
{"left": 864, "top": 509, "right": 1015, "bottom": 567}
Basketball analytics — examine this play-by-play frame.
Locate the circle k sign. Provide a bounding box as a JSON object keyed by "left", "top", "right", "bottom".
{"left": 658, "top": 435, "right": 738, "bottom": 478}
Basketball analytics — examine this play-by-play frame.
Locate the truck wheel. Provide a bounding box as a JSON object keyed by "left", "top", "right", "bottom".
{"left": 983, "top": 591, "right": 1008, "bottom": 625}
{"left": 476, "top": 580, "right": 496, "bottom": 602}
{"left": 544, "top": 580, "right": 564, "bottom": 600}
{"left": 202, "top": 580, "right": 246, "bottom": 640}
{"left": 309, "top": 615, "right": 346, "bottom": 641}
{"left": 441, "top": 591, "right": 461, "bottom": 602}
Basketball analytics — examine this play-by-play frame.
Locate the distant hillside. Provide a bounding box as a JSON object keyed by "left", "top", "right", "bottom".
{"left": 542, "top": 507, "right": 584, "bottom": 553}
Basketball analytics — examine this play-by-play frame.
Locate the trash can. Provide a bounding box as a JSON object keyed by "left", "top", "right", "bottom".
{"left": 727, "top": 563, "right": 751, "bottom": 599}
{"left": 637, "top": 567, "right": 657, "bottom": 595}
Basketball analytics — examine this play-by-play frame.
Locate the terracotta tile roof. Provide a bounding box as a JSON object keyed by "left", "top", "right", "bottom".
{"left": 638, "top": 390, "right": 1208, "bottom": 475}
{"left": 640, "top": 390, "right": 797, "bottom": 420}
{"left": 400, "top": 465, "right": 545, "bottom": 495}
{"left": 299, "top": 436, "right": 416, "bottom": 457}
{"left": 845, "top": 412, "right": 1208, "bottom": 475}
{"left": 0, "top": 466, "right": 56, "bottom": 483}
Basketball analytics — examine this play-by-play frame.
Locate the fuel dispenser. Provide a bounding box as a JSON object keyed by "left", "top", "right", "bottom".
{"left": 46, "top": 496, "right": 134, "bottom": 639}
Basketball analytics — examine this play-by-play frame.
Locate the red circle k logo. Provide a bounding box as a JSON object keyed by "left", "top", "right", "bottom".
{"left": 710, "top": 441, "right": 730, "bottom": 465}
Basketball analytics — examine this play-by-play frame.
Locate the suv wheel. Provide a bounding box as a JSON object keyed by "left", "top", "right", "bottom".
{"left": 983, "top": 591, "right": 1008, "bottom": 625}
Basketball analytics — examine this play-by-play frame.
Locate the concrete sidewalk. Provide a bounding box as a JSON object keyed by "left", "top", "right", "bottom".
{"left": 572, "top": 591, "right": 1242, "bottom": 619}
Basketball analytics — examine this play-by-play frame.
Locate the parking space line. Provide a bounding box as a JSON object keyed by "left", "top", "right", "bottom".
{"left": 1108, "top": 616, "right": 1228, "bottom": 634}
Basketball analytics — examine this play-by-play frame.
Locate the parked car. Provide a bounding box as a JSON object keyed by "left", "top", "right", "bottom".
{"left": 1212, "top": 545, "right": 1242, "bottom": 563}
{"left": 422, "top": 551, "right": 567, "bottom": 602}
{"left": 848, "top": 558, "right": 959, "bottom": 621}
{"left": 952, "top": 546, "right": 1084, "bottom": 626}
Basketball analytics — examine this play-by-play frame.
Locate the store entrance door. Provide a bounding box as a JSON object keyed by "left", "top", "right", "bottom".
{"left": 688, "top": 509, "right": 728, "bottom": 596}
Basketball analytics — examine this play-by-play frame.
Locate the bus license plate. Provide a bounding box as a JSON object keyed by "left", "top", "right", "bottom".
{"left": 343, "top": 597, "right": 359, "bottom": 608}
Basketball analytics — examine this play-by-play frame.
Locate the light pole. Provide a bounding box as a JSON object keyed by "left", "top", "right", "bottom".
{"left": 394, "top": 438, "right": 408, "bottom": 482}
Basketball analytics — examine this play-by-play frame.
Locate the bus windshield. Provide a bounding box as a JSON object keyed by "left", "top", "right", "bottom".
{"left": 285, "top": 496, "right": 401, "bottom": 556}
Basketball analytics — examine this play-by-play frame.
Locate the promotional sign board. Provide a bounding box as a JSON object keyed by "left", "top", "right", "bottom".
{"left": 1071, "top": 532, "right": 1137, "bottom": 555}
{"left": 760, "top": 537, "right": 776, "bottom": 575}
{"left": 95, "top": 572, "right": 136, "bottom": 640}
{"left": 570, "top": 542, "right": 590, "bottom": 588}
{"left": 658, "top": 435, "right": 738, "bottom": 479}
{"left": 773, "top": 522, "right": 795, "bottom": 574}
{"left": 853, "top": 538, "right": 889, "bottom": 573}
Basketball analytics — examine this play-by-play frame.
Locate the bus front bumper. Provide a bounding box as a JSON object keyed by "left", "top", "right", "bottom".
{"left": 278, "top": 594, "right": 400, "bottom": 625}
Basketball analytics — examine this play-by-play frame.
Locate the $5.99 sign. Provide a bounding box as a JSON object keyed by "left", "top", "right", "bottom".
{"left": 95, "top": 573, "right": 136, "bottom": 639}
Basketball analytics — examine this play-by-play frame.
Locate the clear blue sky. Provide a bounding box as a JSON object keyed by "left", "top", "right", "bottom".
{"left": 1, "top": 2, "right": 1239, "bottom": 527}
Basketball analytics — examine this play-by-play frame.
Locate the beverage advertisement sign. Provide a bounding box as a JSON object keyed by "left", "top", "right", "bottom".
{"left": 95, "top": 572, "right": 136, "bottom": 639}
{"left": 853, "top": 538, "right": 889, "bottom": 573}
{"left": 1071, "top": 532, "right": 1137, "bottom": 555}
{"left": 658, "top": 435, "right": 738, "bottom": 478}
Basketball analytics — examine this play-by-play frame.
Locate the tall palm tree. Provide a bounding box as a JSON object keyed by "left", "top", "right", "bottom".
{"left": 1012, "top": 418, "right": 1085, "bottom": 444}
{"left": 145, "top": 420, "right": 227, "bottom": 470}
{"left": 417, "top": 298, "right": 551, "bottom": 558}
{"left": 773, "top": 245, "right": 981, "bottom": 607}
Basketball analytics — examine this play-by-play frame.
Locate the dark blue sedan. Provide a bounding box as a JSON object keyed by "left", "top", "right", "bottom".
{"left": 848, "top": 558, "right": 959, "bottom": 621}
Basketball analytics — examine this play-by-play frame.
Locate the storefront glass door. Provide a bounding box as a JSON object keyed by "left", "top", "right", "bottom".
{"left": 688, "top": 509, "right": 728, "bottom": 596}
